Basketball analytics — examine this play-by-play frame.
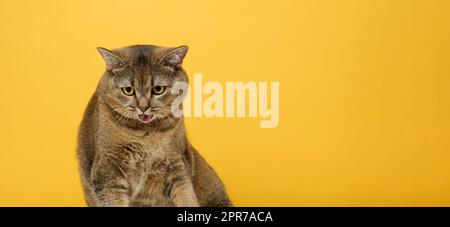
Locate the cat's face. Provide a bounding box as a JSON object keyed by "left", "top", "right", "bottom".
{"left": 97, "top": 45, "right": 188, "bottom": 127}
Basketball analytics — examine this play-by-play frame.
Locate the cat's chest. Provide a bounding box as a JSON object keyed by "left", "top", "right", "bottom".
{"left": 103, "top": 128, "right": 180, "bottom": 178}
{"left": 125, "top": 139, "right": 173, "bottom": 172}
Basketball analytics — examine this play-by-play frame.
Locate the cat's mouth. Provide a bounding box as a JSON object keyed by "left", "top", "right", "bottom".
{"left": 138, "top": 114, "right": 153, "bottom": 124}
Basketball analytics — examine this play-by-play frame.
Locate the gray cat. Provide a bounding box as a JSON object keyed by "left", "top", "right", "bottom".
{"left": 77, "top": 45, "right": 232, "bottom": 207}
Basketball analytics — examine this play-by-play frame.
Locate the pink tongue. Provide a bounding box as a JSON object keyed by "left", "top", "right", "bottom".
{"left": 140, "top": 115, "right": 150, "bottom": 122}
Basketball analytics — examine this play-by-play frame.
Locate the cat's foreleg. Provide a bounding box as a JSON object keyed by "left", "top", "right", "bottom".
{"left": 170, "top": 178, "right": 199, "bottom": 207}
{"left": 168, "top": 160, "right": 199, "bottom": 207}
{"left": 90, "top": 154, "right": 130, "bottom": 207}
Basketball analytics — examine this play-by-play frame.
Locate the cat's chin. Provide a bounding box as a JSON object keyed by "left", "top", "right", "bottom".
{"left": 138, "top": 114, "right": 153, "bottom": 124}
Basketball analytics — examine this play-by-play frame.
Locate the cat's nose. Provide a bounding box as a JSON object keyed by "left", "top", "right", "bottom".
{"left": 138, "top": 106, "right": 149, "bottom": 113}
{"left": 137, "top": 97, "right": 149, "bottom": 113}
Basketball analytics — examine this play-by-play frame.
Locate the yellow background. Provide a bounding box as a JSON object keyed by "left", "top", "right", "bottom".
{"left": 1, "top": 0, "right": 449, "bottom": 206}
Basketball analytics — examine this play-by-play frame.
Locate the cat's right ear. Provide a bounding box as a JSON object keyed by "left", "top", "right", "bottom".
{"left": 97, "top": 47, "right": 127, "bottom": 71}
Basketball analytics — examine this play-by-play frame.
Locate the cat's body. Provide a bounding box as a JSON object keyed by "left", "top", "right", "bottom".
{"left": 77, "top": 45, "right": 232, "bottom": 207}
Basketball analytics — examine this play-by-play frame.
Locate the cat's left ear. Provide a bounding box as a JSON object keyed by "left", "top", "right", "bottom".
{"left": 160, "top": 46, "right": 188, "bottom": 69}
{"left": 97, "top": 47, "right": 127, "bottom": 71}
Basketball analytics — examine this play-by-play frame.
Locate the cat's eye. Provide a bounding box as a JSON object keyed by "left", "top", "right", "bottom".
{"left": 152, "top": 85, "right": 166, "bottom": 95}
{"left": 121, "top": 87, "right": 135, "bottom": 96}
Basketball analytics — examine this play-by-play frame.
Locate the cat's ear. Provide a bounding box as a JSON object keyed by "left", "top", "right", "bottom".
{"left": 97, "top": 47, "right": 127, "bottom": 71}
{"left": 160, "top": 46, "right": 188, "bottom": 69}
